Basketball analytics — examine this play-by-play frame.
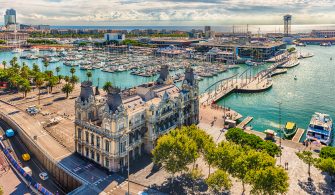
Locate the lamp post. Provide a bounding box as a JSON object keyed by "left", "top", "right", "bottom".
{"left": 278, "top": 101, "right": 282, "bottom": 166}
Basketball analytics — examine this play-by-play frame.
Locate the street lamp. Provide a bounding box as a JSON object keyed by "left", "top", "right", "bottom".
{"left": 277, "top": 101, "right": 282, "bottom": 166}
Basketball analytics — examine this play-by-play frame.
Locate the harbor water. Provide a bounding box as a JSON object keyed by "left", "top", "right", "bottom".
{"left": 1, "top": 45, "right": 334, "bottom": 143}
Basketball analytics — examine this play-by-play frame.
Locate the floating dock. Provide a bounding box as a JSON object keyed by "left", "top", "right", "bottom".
{"left": 292, "top": 128, "right": 305, "bottom": 143}
{"left": 237, "top": 116, "right": 253, "bottom": 129}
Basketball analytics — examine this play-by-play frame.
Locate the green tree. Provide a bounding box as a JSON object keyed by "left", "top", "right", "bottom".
{"left": 55, "top": 66, "right": 61, "bottom": 76}
{"left": 18, "top": 79, "right": 31, "bottom": 98}
{"left": 320, "top": 146, "right": 335, "bottom": 160}
{"left": 0, "top": 185, "right": 3, "bottom": 195}
{"left": 316, "top": 158, "right": 335, "bottom": 181}
{"left": 2, "top": 61, "right": 6, "bottom": 69}
{"left": 249, "top": 166, "right": 289, "bottom": 195}
{"left": 43, "top": 60, "right": 49, "bottom": 71}
{"left": 62, "top": 83, "right": 74, "bottom": 98}
{"left": 70, "top": 75, "right": 79, "bottom": 87}
{"left": 35, "top": 76, "right": 44, "bottom": 105}
{"left": 231, "top": 150, "right": 276, "bottom": 193}
{"left": 296, "top": 151, "right": 315, "bottom": 179}
{"left": 206, "top": 170, "right": 232, "bottom": 194}
{"left": 215, "top": 141, "right": 243, "bottom": 172}
{"left": 20, "top": 65, "right": 30, "bottom": 79}
{"left": 152, "top": 129, "right": 198, "bottom": 183}
{"left": 47, "top": 76, "right": 58, "bottom": 93}
{"left": 64, "top": 75, "right": 70, "bottom": 83}
{"left": 86, "top": 71, "right": 92, "bottom": 81}
{"left": 70, "top": 67, "right": 76, "bottom": 77}
{"left": 32, "top": 63, "right": 40, "bottom": 73}
{"left": 103, "top": 81, "right": 112, "bottom": 92}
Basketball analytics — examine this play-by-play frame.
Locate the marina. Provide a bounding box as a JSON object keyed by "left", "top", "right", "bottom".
{"left": 0, "top": 45, "right": 334, "bottom": 145}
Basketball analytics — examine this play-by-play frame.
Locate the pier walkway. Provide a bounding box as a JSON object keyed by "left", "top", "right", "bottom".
{"left": 292, "top": 128, "right": 305, "bottom": 143}
{"left": 200, "top": 56, "right": 298, "bottom": 106}
{"left": 236, "top": 116, "right": 253, "bottom": 129}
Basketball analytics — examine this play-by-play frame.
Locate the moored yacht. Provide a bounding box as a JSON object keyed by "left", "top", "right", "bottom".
{"left": 306, "top": 112, "right": 333, "bottom": 145}
{"left": 12, "top": 48, "right": 23, "bottom": 53}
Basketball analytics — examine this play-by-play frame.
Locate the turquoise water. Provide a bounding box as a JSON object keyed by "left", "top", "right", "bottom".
{"left": 216, "top": 46, "right": 335, "bottom": 144}
{"left": 1, "top": 46, "right": 335, "bottom": 143}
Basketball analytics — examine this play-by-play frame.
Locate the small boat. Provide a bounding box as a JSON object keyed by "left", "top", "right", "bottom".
{"left": 320, "top": 42, "right": 332, "bottom": 47}
{"left": 294, "top": 75, "right": 297, "bottom": 80}
{"left": 12, "top": 48, "right": 23, "bottom": 53}
{"left": 296, "top": 42, "right": 306, "bottom": 47}
{"left": 245, "top": 60, "right": 256, "bottom": 66}
{"left": 283, "top": 122, "right": 297, "bottom": 139}
{"left": 330, "top": 57, "right": 332, "bottom": 61}
{"left": 31, "top": 47, "right": 39, "bottom": 53}
{"left": 306, "top": 112, "right": 333, "bottom": 145}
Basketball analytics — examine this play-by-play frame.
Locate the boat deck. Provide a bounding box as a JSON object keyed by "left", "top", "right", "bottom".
{"left": 292, "top": 128, "right": 305, "bottom": 143}
{"left": 237, "top": 116, "right": 253, "bottom": 129}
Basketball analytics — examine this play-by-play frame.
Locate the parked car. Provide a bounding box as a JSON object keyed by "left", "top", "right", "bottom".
{"left": 22, "top": 153, "right": 31, "bottom": 161}
{"left": 39, "top": 172, "right": 49, "bottom": 180}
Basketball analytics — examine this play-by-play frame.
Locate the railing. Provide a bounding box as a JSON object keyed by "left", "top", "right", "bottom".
{"left": 75, "top": 120, "right": 123, "bottom": 139}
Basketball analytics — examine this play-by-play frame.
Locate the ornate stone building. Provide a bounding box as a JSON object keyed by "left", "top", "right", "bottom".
{"left": 74, "top": 66, "right": 199, "bottom": 172}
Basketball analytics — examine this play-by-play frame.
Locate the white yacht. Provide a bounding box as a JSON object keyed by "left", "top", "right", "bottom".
{"left": 306, "top": 112, "right": 333, "bottom": 145}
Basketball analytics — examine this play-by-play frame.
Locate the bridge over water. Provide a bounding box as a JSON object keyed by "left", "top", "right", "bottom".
{"left": 200, "top": 57, "right": 291, "bottom": 105}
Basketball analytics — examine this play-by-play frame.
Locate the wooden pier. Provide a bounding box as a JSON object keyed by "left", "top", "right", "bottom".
{"left": 237, "top": 116, "right": 253, "bottom": 129}
{"left": 292, "top": 128, "right": 305, "bottom": 143}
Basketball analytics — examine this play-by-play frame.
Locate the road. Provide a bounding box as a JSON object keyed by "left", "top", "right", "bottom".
{"left": 0, "top": 119, "right": 67, "bottom": 195}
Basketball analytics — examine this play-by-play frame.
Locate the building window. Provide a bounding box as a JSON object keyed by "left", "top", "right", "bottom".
{"left": 91, "top": 150, "right": 95, "bottom": 159}
{"left": 105, "top": 157, "right": 109, "bottom": 167}
{"left": 77, "top": 144, "right": 81, "bottom": 153}
{"left": 96, "top": 137, "right": 100, "bottom": 148}
{"left": 85, "top": 131, "right": 89, "bottom": 143}
{"left": 78, "top": 128, "right": 82, "bottom": 140}
{"left": 119, "top": 141, "right": 126, "bottom": 153}
{"left": 91, "top": 134, "right": 94, "bottom": 145}
{"left": 85, "top": 147, "right": 89, "bottom": 157}
{"left": 105, "top": 140, "right": 110, "bottom": 152}
{"left": 97, "top": 154, "right": 100, "bottom": 163}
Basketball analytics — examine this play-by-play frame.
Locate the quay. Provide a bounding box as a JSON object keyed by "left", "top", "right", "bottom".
{"left": 292, "top": 128, "right": 305, "bottom": 143}
{"left": 236, "top": 116, "right": 253, "bottom": 129}
{"left": 271, "top": 68, "right": 288, "bottom": 77}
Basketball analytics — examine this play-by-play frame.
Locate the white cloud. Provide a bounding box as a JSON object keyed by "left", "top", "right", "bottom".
{"left": 0, "top": 0, "right": 335, "bottom": 25}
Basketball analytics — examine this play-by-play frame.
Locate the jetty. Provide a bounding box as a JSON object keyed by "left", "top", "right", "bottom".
{"left": 292, "top": 128, "right": 305, "bottom": 143}
{"left": 237, "top": 116, "right": 253, "bottom": 129}
{"left": 200, "top": 57, "right": 291, "bottom": 105}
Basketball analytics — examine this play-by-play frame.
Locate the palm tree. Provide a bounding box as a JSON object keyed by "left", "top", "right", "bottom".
{"left": 62, "top": 83, "right": 74, "bottom": 98}
{"left": 32, "top": 63, "right": 40, "bottom": 73}
{"left": 56, "top": 66, "right": 61, "bottom": 76}
{"left": 19, "top": 79, "right": 31, "bottom": 98}
{"left": 70, "top": 67, "right": 76, "bottom": 77}
{"left": 103, "top": 81, "right": 112, "bottom": 92}
{"left": 70, "top": 75, "right": 79, "bottom": 87}
{"left": 35, "top": 77, "right": 44, "bottom": 105}
{"left": 64, "top": 75, "right": 70, "bottom": 83}
{"left": 43, "top": 61, "right": 49, "bottom": 72}
{"left": 2, "top": 61, "right": 6, "bottom": 69}
{"left": 86, "top": 71, "right": 92, "bottom": 81}
{"left": 47, "top": 76, "right": 58, "bottom": 93}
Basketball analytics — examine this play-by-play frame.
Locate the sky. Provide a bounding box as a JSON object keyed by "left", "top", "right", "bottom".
{"left": 1, "top": 0, "right": 335, "bottom": 26}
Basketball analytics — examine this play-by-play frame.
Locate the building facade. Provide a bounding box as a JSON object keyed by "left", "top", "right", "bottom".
{"left": 4, "top": 9, "right": 16, "bottom": 26}
{"left": 104, "top": 33, "right": 125, "bottom": 43}
{"left": 74, "top": 66, "right": 199, "bottom": 172}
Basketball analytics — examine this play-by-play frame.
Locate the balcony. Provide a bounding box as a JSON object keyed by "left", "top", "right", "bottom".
{"left": 75, "top": 119, "right": 123, "bottom": 140}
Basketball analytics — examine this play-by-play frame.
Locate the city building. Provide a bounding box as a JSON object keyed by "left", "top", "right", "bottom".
{"left": 74, "top": 66, "right": 199, "bottom": 172}
{"left": 4, "top": 8, "right": 16, "bottom": 26}
{"left": 311, "top": 30, "right": 335, "bottom": 38}
{"left": 204, "top": 26, "right": 211, "bottom": 38}
{"left": 104, "top": 33, "right": 126, "bottom": 43}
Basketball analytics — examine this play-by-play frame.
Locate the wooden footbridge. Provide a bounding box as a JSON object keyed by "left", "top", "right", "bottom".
{"left": 200, "top": 57, "right": 290, "bottom": 105}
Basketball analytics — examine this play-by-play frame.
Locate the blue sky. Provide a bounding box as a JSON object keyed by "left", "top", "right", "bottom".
{"left": 1, "top": 0, "right": 335, "bottom": 25}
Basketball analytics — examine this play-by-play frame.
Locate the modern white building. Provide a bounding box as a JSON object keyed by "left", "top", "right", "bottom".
{"left": 104, "top": 33, "right": 125, "bottom": 43}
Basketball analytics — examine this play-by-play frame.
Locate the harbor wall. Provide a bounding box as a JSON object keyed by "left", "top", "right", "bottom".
{"left": 0, "top": 110, "right": 82, "bottom": 193}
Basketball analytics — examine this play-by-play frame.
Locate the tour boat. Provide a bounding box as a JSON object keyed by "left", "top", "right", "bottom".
{"left": 283, "top": 122, "right": 297, "bottom": 139}
{"left": 306, "top": 113, "right": 333, "bottom": 145}
{"left": 320, "top": 42, "right": 332, "bottom": 47}
{"left": 296, "top": 42, "right": 306, "bottom": 47}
